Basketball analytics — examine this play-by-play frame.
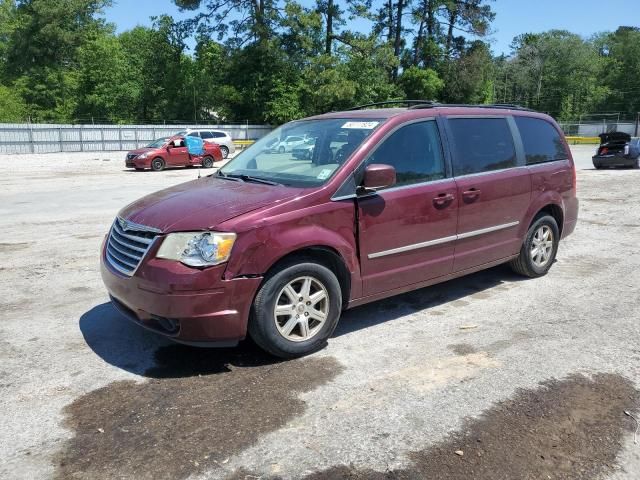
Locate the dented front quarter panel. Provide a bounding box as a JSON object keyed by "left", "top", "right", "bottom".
{"left": 220, "top": 188, "right": 363, "bottom": 300}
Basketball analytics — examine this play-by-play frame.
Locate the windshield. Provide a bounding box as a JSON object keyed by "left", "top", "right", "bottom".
{"left": 219, "top": 118, "right": 383, "bottom": 187}
{"left": 147, "top": 137, "right": 169, "bottom": 148}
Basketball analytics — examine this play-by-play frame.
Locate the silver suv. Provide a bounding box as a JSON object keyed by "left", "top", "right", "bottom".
{"left": 176, "top": 129, "right": 236, "bottom": 158}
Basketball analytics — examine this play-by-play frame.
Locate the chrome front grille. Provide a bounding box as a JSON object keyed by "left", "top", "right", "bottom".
{"left": 105, "top": 217, "right": 161, "bottom": 276}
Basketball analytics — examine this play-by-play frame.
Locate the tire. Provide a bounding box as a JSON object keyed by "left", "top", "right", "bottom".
{"left": 201, "top": 156, "right": 214, "bottom": 168}
{"left": 509, "top": 214, "right": 560, "bottom": 278}
{"left": 248, "top": 260, "right": 342, "bottom": 358}
{"left": 151, "top": 157, "right": 165, "bottom": 172}
{"left": 635, "top": 156, "right": 640, "bottom": 169}
{"left": 278, "top": 146, "right": 285, "bottom": 154}
{"left": 219, "top": 145, "right": 229, "bottom": 159}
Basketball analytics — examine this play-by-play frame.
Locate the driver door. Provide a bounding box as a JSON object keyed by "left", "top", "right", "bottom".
{"left": 357, "top": 120, "right": 458, "bottom": 297}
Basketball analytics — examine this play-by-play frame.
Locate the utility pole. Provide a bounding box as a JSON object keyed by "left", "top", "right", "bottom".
{"left": 193, "top": 80, "right": 197, "bottom": 125}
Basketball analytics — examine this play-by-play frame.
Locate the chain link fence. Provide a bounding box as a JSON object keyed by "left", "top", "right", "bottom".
{"left": 558, "top": 121, "right": 640, "bottom": 137}
{"left": 0, "top": 123, "right": 272, "bottom": 154}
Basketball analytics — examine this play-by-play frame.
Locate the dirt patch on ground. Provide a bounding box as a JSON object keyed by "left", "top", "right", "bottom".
{"left": 232, "top": 373, "right": 638, "bottom": 480}
{"left": 447, "top": 343, "right": 477, "bottom": 356}
{"left": 54, "top": 352, "right": 344, "bottom": 480}
{"left": 0, "top": 242, "right": 29, "bottom": 253}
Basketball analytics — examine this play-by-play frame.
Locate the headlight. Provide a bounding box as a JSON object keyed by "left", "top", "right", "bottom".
{"left": 156, "top": 232, "right": 236, "bottom": 267}
{"left": 138, "top": 153, "right": 149, "bottom": 159}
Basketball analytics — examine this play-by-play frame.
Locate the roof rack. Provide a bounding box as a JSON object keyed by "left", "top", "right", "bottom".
{"left": 347, "top": 100, "right": 437, "bottom": 111}
{"left": 408, "top": 102, "right": 532, "bottom": 111}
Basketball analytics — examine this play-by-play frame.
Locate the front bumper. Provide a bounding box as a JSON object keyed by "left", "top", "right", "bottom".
{"left": 592, "top": 154, "right": 636, "bottom": 168}
{"left": 101, "top": 243, "right": 262, "bottom": 346}
{"left": 126, "top": 155, "right": 152, "bottom": 168}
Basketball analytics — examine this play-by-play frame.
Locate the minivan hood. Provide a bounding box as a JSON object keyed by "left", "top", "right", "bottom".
{"left": 599, "top": 132, "right": 631, "bottom": 144}
{"left": 119, "top": 176, "right": 303, "bottom": 232}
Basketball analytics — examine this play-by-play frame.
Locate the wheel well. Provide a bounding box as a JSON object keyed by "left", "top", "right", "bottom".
{"left": 536, "top": 204, "right": 564, "bottom": 235}
{"left": 265, "top": 247, "right": 351, "bottom": 309}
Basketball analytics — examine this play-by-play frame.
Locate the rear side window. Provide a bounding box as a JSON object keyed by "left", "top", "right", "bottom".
{"left": 448, "top": 118, "right": 517, "bottom": 176}
{"left": 200, "top": 131, "right": 214, "bottom": 139}
{"left": 367, "top": 120, "right": 445, "bottom": 187}
{"left": 515, "top": 117, "right": 568, "bottom": 164}
{"left": 212, "top": 131, "right": 226, "bottom": 138}
{"left": 187, "top": 132, "right": 200, "bottom": 138}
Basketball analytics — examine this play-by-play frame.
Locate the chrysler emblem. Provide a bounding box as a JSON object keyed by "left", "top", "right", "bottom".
{"left": 118, "top": 217, "right": 132, "bottom": 231}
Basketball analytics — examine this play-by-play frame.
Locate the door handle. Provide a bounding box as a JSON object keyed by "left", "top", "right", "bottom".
{"left": 462, "top": 188, "right": 481, "bottom": 203}
{"left": 432, "top": 193, "right": 455, "bottom": 208}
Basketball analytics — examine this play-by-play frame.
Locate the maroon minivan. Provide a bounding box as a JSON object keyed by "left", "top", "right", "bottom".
{"left": 101, "top": 102, "right": 578, "bottom": 358}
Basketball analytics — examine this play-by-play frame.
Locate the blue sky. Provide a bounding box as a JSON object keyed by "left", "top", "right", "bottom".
{"left": 104, "top": 0, "right": 638, "bottom": 56}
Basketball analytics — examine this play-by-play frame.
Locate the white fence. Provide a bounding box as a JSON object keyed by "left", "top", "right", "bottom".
{"left": 0, "top": 123, "right": 272, "bottom": 154}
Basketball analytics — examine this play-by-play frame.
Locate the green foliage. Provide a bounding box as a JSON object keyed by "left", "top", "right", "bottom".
{"left": 398, "top": 66, "right": 443, "bottom": 100}
{"left": 496, "top": 30, "right": 609, "bottom": 119}
{"left": 0, "top": 0, "right": 638, "bottom": 125}
{"left": 596, "top": 27, "right": 640, "bottom": 114}
{"left": 0, "top": 83, "right": 27, "bottom": 121}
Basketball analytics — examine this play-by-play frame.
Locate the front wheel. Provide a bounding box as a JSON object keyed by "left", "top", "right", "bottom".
{"left": 278, "top": 146, "right": 285, "bottom": 154}
{"left": 151, "top": 157, "right": 165, "bottom": 172}
{"left": 201, "top": 156, "right": 214, "bottom": 168}
{"left": 248, "top": 261, "right": 342, "bottom": 358}
{"left": 509, "top": 214, "right": 559, "bottom": 278}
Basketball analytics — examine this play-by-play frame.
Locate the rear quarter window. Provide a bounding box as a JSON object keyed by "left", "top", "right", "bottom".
{"left": 515, "top": 117, "right": 568, "bottom": 165}
{"left": 448, "top": 118, "right": 517, "bottom": 176}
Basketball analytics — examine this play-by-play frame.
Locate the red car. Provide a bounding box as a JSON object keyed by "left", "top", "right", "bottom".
{"left": 125, "top": 135, "right": 223, "bottom": 171}
{"left": 102, "top": 102, "right": 578, "bottom": 358}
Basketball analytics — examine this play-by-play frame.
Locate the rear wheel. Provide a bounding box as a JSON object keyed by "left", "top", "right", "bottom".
{"left": 249, "top": 261, "right": 342, "bottom": 358}
{"left": 219, "top": 145, "right": 229, "bottom": 159}
{"left": 278, "top": 146, "right": 285, "bottom": 154}
{"left": 635, "top": 156, "right": 640, "bottom": 169}
{"left": 509, "top": 214, "right": 559, "bottom": 278}
{"left": 202, "top": 156, "right": 214, "bottom": 168}
{"left": 151, "top": 157, "right": 165, "bottom": 172}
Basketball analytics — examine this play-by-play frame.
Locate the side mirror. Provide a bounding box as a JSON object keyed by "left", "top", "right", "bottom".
{"left": 361, "top": 163, "right": 396, "bottom": 191}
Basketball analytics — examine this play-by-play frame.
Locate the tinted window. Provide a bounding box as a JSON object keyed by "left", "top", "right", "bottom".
{"left": 187, "top": 132, "right": 200, "bottom": 137}
{"left": 212, "top": 131, "right": 226, "bottom": 138}
{"left": 449, "top": 118, "right": 517, "bottom": 175}
{"left": 367, "top": 121, "right": 445, "bottom": 187}
{"left": 200, "top": 131, "right": 214, "bottom": 139}
{"left": 515, "top": 117, "right": 568, "bottom": 164}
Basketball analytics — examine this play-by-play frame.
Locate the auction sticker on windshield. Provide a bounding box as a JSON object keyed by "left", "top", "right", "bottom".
{"left": 341, "top": 121, "right": 379, "bottom": 129}
{"left": 317, "top": 169, "right": 333, "bottom": 180}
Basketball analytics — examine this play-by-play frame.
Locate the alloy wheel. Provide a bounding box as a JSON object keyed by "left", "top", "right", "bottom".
{"left": 274, "top": 276, "right": 329, "bottom": 342}
{"left": 530, "top": 225, "right": 553, "bottom": 268}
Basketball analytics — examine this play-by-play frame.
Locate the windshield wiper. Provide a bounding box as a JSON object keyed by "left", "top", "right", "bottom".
{"left": 224, "top": 173, "right": 281, "bottom": 186}
{"left": 216, "top": 170, "right": 242, "bottom": 182}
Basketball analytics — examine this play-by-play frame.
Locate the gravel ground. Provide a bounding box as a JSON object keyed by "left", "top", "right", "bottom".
{"left": 1, "top": 146, "right": 640, "bottom": 479}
